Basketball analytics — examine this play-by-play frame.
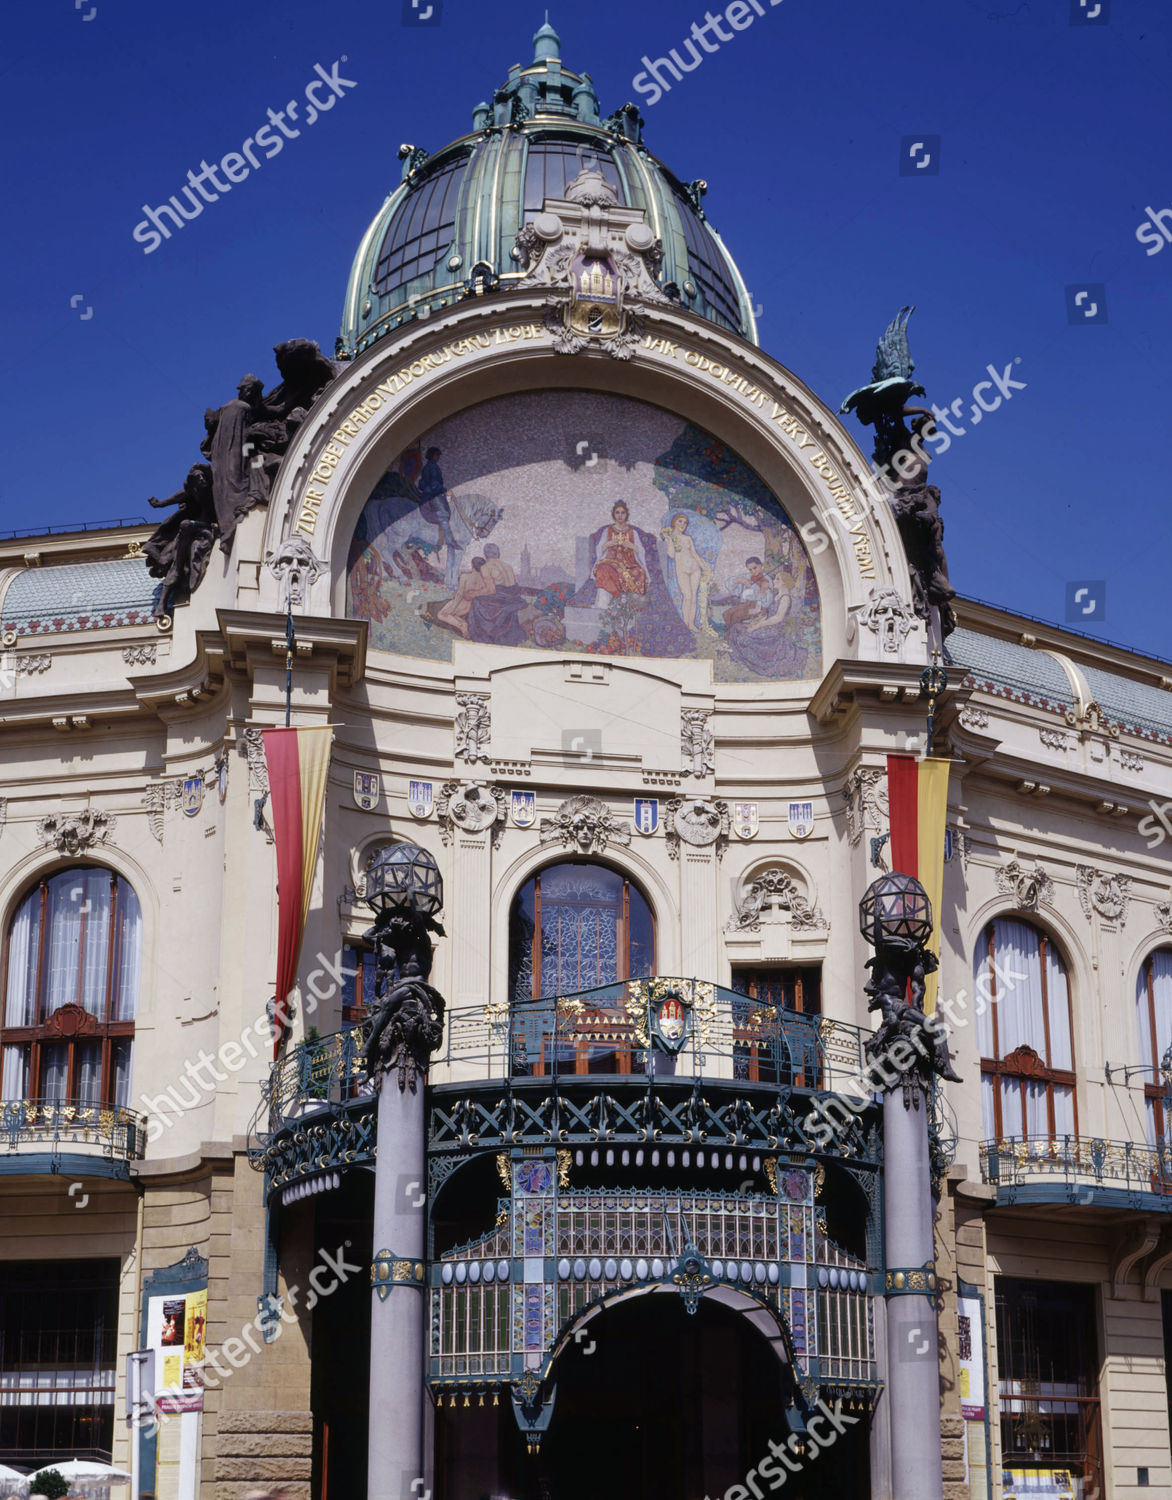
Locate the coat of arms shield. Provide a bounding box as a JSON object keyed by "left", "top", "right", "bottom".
{"left": 650, "top": 988, "right": 692, "bottom": 1054}
{"left": 510, "top": 790, "right": 537, "bottom": 828}
{"left": 788, "top": 801, "right": 814, "bottom": 839}
{"left": 181, "top": 776, "right": 204, "bottom": 818}
{"left": 634, "top": 798, "right": 659, "bottom": 836}
{"left": 353, "top": 772, "right": 380, "bottom": 812}
{"left": 732, "top": 802, "right": 760, "bottom": 840}
{"left": 408, "top": 780, "right": 434, "bottom": 819}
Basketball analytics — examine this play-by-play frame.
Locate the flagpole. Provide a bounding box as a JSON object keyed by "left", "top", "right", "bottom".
{"left": 284, "top": 605, "right": 295, "bottom": 729}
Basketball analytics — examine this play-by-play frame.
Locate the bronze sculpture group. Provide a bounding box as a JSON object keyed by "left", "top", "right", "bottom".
{"left": 144, "top": 339, "right": 339, "bottom": 617}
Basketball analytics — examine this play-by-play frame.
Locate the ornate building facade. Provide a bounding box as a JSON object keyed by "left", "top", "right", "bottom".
{"left": 1, "top": 22, "right": 1171, "bottom": 1500}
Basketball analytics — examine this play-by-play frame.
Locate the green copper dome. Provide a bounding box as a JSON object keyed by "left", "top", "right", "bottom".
{"left": 339, "top": 20, "right": 757, "bottom": 356}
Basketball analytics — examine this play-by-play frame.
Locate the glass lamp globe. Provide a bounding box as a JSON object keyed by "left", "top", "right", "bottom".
{"left": 858, "top": 872, "right": 933, "bottom": 948}
{"left": 364, "top": 842, "right": 443, "bottom": 917}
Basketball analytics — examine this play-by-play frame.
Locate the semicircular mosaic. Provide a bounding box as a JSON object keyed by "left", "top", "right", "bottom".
{"left": 346, "top": 390, "right": 821, "bottom": 682}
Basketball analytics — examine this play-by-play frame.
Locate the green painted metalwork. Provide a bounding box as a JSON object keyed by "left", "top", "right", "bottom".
{"left": 338, "top": 22, "right": 756, "bottom": 355}
{"left": 980, "top": 1133, "right": 1172, "bottom": 1205}
{"left": 0, "top": 1097, "right": 145, "bottom": 1170}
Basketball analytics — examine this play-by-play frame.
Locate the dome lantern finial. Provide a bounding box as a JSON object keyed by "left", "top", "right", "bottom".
{"left": 532, "top": 14, "right": 560, "bottom": 62}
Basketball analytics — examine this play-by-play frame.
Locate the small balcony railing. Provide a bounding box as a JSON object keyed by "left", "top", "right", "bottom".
{"left": 980, "top": 1134, "right": 1172, "bottom": 1199}
{"left": 253, "top": 979, "right": 871, "bottom": 1139}
{"left": 0, "top": 1098, "right": 147, "bottom": 1164}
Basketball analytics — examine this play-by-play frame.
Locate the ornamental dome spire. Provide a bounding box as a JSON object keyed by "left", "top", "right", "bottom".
{"left": 532, "top": 14, "right": 561, "bottom": 62}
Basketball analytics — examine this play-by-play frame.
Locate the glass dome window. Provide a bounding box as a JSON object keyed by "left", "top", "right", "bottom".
{"left": 373, "top": 152, "right": 470, "bottom": 298}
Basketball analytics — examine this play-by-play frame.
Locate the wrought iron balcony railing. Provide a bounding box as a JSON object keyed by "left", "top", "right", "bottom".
{"left": 251, "top": 979, "right": 872, "bottom": 1141}
{"left": 0, "top": 1098, "right": 147, "bottom": 1164}
{"left": 980, "top": 1135, "right": 1172, "bottom": 1199}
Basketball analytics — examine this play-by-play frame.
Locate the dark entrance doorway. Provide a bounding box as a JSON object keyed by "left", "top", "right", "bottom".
{"left": 436, "top": 1291, "right": 870, "bottom": 1500}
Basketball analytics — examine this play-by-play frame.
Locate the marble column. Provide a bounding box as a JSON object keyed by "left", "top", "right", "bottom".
{"left": 368, "top": 1077, "right": 428, "bottom": 1500}
{"left": 882, "top": 1085, "right": 943, "bottom": 1500}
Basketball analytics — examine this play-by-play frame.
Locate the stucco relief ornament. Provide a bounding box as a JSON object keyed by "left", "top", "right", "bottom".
{"left": 1154, "top": 899, "right": 1172, "bottom": 935}
{"left": 664, "top": 797, "right": 730, "bottom": 860}
{"left": 843, "top": 767, "right": 888, "bottom": 848}
{"left": 37, "top": 809, "right": 115, "bottom": 855}
{"left": 726, "top": 868, "right": 827, "bottom": 934}
{"left": 266, "top": 534, "right": 325, "bottom": 610}
{"left": 539, "top": 795, "right": 630, "bottom": 855}
{"left": 455, "top": 692, "right": 491, "bottom": 763}
{"left": 515, "top": 165, "right": 669, "bottom": 361}
{"left": 852, "top": 588, "right": 917, "bottom": 655}
{"left": 681, "top": 708, "right": 715, "bottom": 777}
{"left": 958, "top": 705, "right": 990, "bottom": 731}
{"left": 436, "top": 781, "right": 507, "bottom": 847}
{"left": 996, "top": 858, "right": 1054, "bottom": 912}
{"left": 1077, "top": 865, "right": 1131, "bottom": 927}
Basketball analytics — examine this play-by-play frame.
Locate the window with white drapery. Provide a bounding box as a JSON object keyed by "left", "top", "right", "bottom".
{"left": 976, "top": 917, "right": 1076, "bottom": 1144}
{"left": 1, "top": 868, "right": 141, "bottom": 1105}
{"left": 1136, "top": 950, "right": 1172, "bottom": 1145}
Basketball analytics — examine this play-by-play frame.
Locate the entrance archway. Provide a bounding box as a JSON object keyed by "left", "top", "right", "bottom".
{"left": 433, "top": 1289, "right": 871, "bottom": 1500}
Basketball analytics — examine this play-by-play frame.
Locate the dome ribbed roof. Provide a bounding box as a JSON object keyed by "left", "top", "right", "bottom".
{"left": 340, "top": 20, "right": 756, "bottom": 356}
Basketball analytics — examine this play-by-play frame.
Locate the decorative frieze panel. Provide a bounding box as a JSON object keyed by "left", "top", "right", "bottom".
{"left": 539, "top": 795, "right": 630, "bottom": 855}
{"left": 1076, "top": 865, "right": 1131, "bottom": 927}
{"left": 995, "top": 858, "right": 1054, "bottom": 912}
{"left": 438, "top": 782, "right": 507, "bottom": 847}
{"left": 664, "top": 797, "right": 729, "bottom": 860}
{"left": 852, "top": 588, "right": 916, "bottom": 655}
{"left": 680, "top": 708, "right": 715, "bottom": 777}
{"left": 36, "top": 809, "right": 116, "bottom": 855}
{"left": 726, "top": 868, "right": 827, "bottom": 934}
{"left": 844, "top": 768, "right": 887, "bottom": 848}
{"left": 456, "top": 693, "right": 491, "bottom": 763}
{"left": 266, "top": 535, "right": 325, "bottom": 609}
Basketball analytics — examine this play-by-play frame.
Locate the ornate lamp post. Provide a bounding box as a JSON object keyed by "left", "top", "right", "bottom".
{"left": 363, "top": 843, "right": 445, "bottom": 1500}
{"left": 860, "top": 873, "right": 959, "bottom": 1500}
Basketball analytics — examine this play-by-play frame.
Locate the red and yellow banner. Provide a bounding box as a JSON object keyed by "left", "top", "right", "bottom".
{"left": 263, "top": 726, "right": 334, "bottom": 1054}
{"left": 886, "top": 753, "right": 950, "bottom": 1013}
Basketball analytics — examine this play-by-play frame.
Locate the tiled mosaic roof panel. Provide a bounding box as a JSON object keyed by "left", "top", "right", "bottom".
{"left": 946, "top": 628, "right": 1072, "bottom": 711}
{"left": 1, "top": 558, "right": 157, "bottom": 635}
{"left": 1082, "top": 663, "right": 1172, "bottom": 739}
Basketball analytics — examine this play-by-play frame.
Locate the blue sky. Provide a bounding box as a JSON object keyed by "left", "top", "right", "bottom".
{"left": 1, "top": 0, "right": 1168, "bottom": 657}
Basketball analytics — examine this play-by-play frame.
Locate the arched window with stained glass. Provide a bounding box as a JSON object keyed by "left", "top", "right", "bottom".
{"left": 508, "top": 862, "right": 655, "bottom": 1075}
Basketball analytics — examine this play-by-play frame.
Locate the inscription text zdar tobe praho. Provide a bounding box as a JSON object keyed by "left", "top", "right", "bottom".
{"left": 291, "top": 324, "right": 875, "bottom": 581}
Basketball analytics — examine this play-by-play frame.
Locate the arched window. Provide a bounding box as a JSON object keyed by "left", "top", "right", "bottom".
{"left": 1136, "top": 949, "right": 1172, "bottom": 1143}
{"left": 508, "top": 862, "right": 655, "bottom": 1076}
{"left": 976, "top": 917, "right": 1076, "bottom": 1144}
{"left": 509, "top": 862, "right": 654, "bottom": 1002}
{"left": 1, "top": 868, "right": 141, "bottom": 1106}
